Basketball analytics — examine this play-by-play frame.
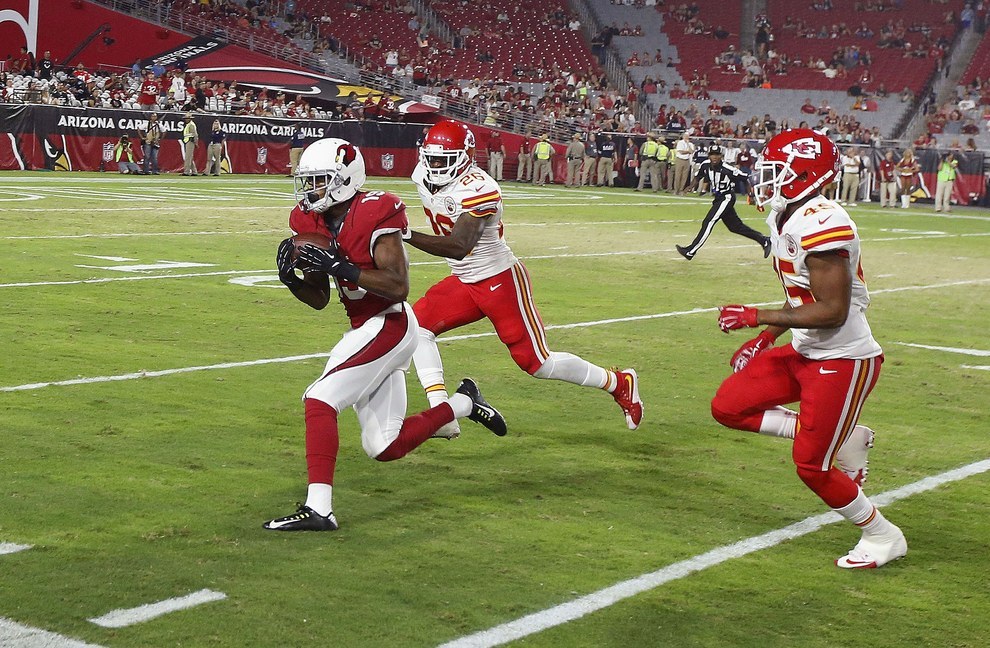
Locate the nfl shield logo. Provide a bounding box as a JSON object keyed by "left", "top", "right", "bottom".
{"left": 381, "top": 153, "right": 395, "bottom": 171}
{"left": 102, "top": 142, "right": 114, "bottom": 162}
{"left": 257, "top": 147, "right": 268, "bottom": 165}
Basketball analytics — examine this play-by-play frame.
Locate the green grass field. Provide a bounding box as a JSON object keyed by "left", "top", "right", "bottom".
{"left": 0, "top": 172, "right": 987, "bottom": 648}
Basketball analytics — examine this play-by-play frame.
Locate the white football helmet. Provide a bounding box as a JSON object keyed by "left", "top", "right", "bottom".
{"left": 294, "top": 137, "right": 366, "bottom": 212}
{"left": 418, "top": 119, "right": 476, "bottom": 186}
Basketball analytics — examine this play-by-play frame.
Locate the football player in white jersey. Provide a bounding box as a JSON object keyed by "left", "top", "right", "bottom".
{"left": 403, "top": 120, "right": 643, "bottom": 438}
{"left": 710, "top": 129, "right": 906, "bottom": 569}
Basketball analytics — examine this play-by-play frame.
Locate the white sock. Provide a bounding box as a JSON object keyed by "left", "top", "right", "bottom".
{"left": 901, "top": 194, "right": 910, "bottom": 208}
{"left": 305, "top": 483, "right": 333, "bottom": 517}
{"left": 413, "top": 329, "right": 448, "bottom": 401}
{"left": 426, "top": 389, "right": 449, "bottom": 408}
{"left": 759, "top": 407, "right": 797, "bottom": 439}
{"left": 833, "top": 487, "right": 895, "bottom": 538}
{"left": 447, "top": 393, "right": 473, "bottom": 419}
{"left": 533, "top": 351, "right": 609, "bottom": 388}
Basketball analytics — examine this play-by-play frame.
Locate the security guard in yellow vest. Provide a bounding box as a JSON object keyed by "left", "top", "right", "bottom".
{"left": 533, "top": 134, "right": 555, "bottom": 186}
{"left": 636, "top": 132, "right": 660, "bottom": 192}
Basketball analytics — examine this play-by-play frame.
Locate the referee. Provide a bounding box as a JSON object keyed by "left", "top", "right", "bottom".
{"left": 675, "top": 145, "right": 770, "bottom": 260}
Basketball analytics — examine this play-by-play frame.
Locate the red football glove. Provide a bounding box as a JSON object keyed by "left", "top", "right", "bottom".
{"left": 730, "top": 330, "right": 777, "bottom": 372}
{"left": 718, "top": 305, "right": 759, "bottom": 333}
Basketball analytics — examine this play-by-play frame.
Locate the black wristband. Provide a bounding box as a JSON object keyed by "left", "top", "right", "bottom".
{"left": 333, "top": 261, "right": 361, "bottom": 284}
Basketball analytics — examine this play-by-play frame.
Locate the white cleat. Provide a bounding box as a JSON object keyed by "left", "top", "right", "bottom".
{"left": 836, "top": 525, "right": 908, "bottom": 569}
{"left": 836, "top": 425, "right": 874, "bottom": 486}
{"left": 431, "top": 419, "right": 461, "bottom": 440}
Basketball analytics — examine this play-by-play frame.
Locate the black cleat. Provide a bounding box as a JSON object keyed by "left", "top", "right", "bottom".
{"left": 762, "top": 237, "right": 772, "bottom": 258}
{"left": 455, "top": 378, "right": 507, "bottom": 436}
{"left": 675, "top": 245, "right": 694, "bottom": 261}
{"left": 263, "top": 504, "right": 339, "bottom": 531}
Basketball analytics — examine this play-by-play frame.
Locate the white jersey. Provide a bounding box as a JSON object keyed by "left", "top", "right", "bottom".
{"left": 767, "top": 195, "right": 882, "bottom": 360}
{"left": 411, "top": 163, "right": 518, "bottom": 283}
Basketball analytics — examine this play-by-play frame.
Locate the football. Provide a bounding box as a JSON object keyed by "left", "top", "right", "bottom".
{"left": 291, "top": 232, "right": 333, "bottom": 269}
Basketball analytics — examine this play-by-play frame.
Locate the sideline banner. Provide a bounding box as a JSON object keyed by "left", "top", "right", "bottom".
{"left": 0, "top": 105, "right": 426, "bottom": 175}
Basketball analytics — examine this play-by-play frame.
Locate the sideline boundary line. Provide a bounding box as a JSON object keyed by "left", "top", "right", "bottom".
{"left": 1, "top": 278, "right": 987, "bottom": 393}
{"left": 438, "top": 459, "right": 990, "bottom": 648}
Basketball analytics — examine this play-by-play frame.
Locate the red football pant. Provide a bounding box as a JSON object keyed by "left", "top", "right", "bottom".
{"left": 711, "top": 344, "right": 883, "bottom": 508}
{"left": 413, "top": 262, "right": 550, "bottom": 374}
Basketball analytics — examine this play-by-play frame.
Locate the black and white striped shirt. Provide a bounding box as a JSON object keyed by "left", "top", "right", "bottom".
{"left": 695, "top": 161, "right": 748, "bottom": 195}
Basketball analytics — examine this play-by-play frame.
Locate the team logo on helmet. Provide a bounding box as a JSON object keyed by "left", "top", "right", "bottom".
{"left": 336, "top": 144, "right": 357, "bottom": 165}
{"left": 464, "top": 130, "right": 476, "bottom": 149}
{"left": 781, "top": 138, "right": 821, "bottom": 159}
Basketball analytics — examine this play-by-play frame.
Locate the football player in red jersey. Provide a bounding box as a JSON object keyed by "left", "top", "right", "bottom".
{"left": 403, "top": 120, "right": 643, "bottom": 439}
{"left": 263, "top": 138, "right": 506, "bottom": 532}
{"left": 711, "top": 129, "right": 906, "bottom": 568}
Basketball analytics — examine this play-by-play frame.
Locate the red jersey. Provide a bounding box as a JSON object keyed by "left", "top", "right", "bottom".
{"left": 878, "top": 159, "right": 896, "bottom": 182}
{"left": 288, "top": 191, "right": 409, "bottom": 328}
{"left": 139, "top": 79, "right": 160, "bottom": 106}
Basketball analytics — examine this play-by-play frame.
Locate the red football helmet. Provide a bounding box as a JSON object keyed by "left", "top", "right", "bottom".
{"left": 753, "top": 128, "right": 839, "bottom": 211}
{"left": 419, "top": 119, "right": 476, "bottom": 185}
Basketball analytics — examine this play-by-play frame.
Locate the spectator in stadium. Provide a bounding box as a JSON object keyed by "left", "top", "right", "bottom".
{"left": 205, "top": 119, "right": 226, "bottom": 176}
{"left": 516, "top": 135, "right": 533, "bottom": 182}
{"left": 877, "top": 149, "right": 898, "bottom": 208}
{"left": 114, "top": 135, "right": 142, "bottom": 174}
{"left": 839, "top": 147, "right": 862, "bottom": 206}
{"left": 141, "top": 112, "right": 162, "bottom": 175}
{"left": 36, "top": 51, "right": 53, "bottom": 81}
{"left": 182, "top": 113, "right": 200, "bottom": 176}
{"left": 672, "top": 132, "right": 695, "bottom": 195}
{"left": 138, "top": 70, "right": 160, "bottom": 109}
{"left": 486, "top": 130, "right": 506, "bottom": 181}
{"left": 289, "top": 123, "right": 305, "bottom": 176}
{"left": 712, "top": 128, "right": 906, "bottom": 571}
{"left": 623, "top": 137, "right": 639, "bottom": 189}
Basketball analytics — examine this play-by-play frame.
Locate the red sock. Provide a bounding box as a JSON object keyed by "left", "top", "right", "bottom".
{"left": 304, "top": 398, "right": 339, "bottom": 484}
{"left": 796, "top": 466, "right": 859, "bottom": 508}
{"left": 376, "top": 403, "right": 454, "bottom": 462}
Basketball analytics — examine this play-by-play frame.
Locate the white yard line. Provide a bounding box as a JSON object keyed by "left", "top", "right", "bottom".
{"left": 0, "top": 250, "right": 681, "bottom": 289}
{"left": 1, "top": 278, "right": 986, "bottom": 393}
{"left": 895, "top": 343, "right": 990, "bottom": 356}
{"left": 0, "top": 542, "right": 32, "bottom": 555}
{"left": 438, "top": 458, "right": 990, "bottom": 648}
{"left": 3, "top": 229, "right": 283, "bottom": 240}
{"left": 88, "top": 589, "right": 227, "bottom": 629}
{"left": 961, "top": 365, "right": 990, "bottom": 371}
{"left": 0, "top": 618, "right": 103, "bottom": 648}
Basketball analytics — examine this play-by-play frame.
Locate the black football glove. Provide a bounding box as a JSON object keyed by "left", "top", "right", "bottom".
{"left": 297, "top": 244, "right": 361, "bottom": 284}
{"left": 276, "top": 237, "right": 302, "bottom": 288}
